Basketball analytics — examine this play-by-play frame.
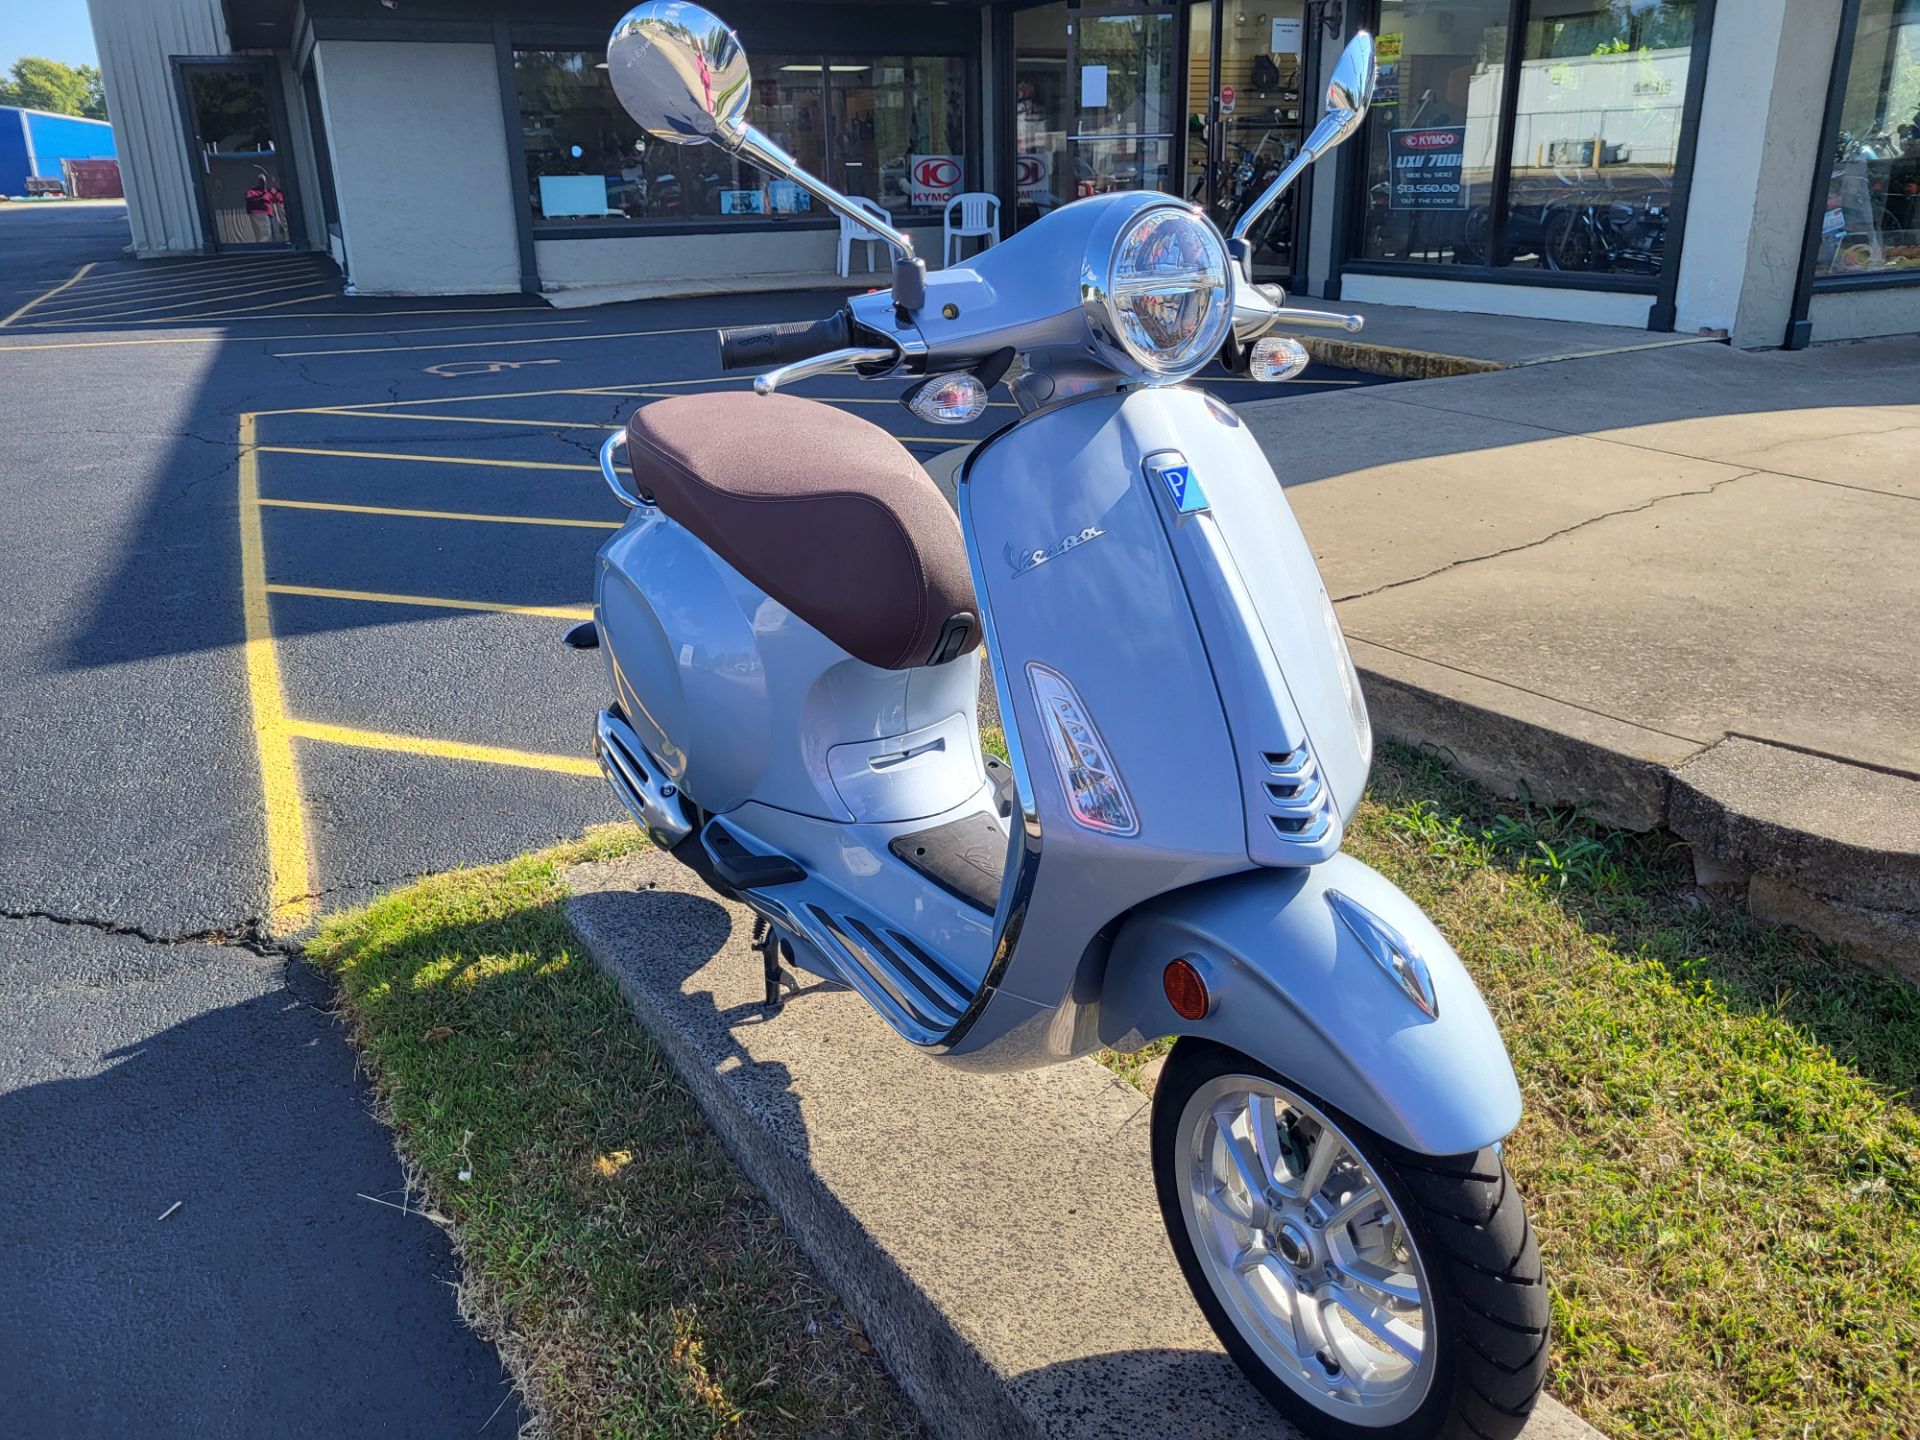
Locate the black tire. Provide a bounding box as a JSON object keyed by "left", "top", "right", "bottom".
{"left": 1151, "top": 1039, "right": 1549, "bottom": 1440}
{"left": 1541, "top": 207, "right": 1597, "bottom": 273}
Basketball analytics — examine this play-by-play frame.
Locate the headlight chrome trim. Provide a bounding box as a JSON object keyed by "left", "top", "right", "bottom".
{"left": 1079, "top": 195, "right": 1235, "bottom": 386}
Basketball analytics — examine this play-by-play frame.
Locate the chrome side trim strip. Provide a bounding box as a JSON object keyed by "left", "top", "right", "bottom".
{"left": 938, "top": 423, "right": 1044, "bottom": 1049}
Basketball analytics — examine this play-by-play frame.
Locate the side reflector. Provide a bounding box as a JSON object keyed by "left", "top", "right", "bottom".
{"left": 1164, "top": 957, "right": 1211, "bottom": 1021}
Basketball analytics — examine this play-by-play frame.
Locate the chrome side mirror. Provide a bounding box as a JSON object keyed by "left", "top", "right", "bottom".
{"left": 1322, "top": 31, "right": 1378, "bottom": 148}
{"left": 1229, "top": 31, "right": 1378, "bottom": 255}
{"left": 605, "top": 2, "right": 926, "bottom": 305}
{"left": 607, "top": 1, "right": 752, "bottom": 146}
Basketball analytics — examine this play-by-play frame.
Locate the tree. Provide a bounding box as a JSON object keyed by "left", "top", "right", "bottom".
{"left": 0, "top": 58, "right": 108, "bottom": 120}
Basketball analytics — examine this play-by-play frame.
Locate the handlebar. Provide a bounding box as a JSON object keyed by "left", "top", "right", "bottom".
{"left": 717, "top": 313, "right": 854, "bottom": 371}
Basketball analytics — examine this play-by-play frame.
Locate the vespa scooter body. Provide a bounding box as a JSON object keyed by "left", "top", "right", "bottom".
{"left": 593, "top": 368, "right": 1521, "bottom": 1156}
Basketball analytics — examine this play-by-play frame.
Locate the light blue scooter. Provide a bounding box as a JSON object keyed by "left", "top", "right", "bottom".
{"left": 583, "top": 7, "right": 1548, "bottom": 1435}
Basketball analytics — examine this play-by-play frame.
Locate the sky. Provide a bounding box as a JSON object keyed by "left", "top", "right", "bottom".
{"left": 2, "top": 3, "right": 100, "bottom": 72}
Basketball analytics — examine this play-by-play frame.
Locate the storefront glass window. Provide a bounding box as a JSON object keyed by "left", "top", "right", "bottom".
{"left": 1359, "top": 0, "right": 1510, "bottom": 265}
{"left": 1359, "top": 0, "right": 1700, "bottom": 281}
{"left": 826, "top": 57, "right": 969, "bottom": 216}
{"left": 1816, "top": 0, "right": 1920, "bottom": 278}
{"left": 513, "top": 48, "right": 966, "bottom": 226}
{"left": 1014, "top": 3, "right": 1072, "bottom": 225}
{"left": 1500, "top": 1, "right": 1696, "bottom": 275}
{"left": 1071, "top": 11, "right": 1179, "bottom": 198}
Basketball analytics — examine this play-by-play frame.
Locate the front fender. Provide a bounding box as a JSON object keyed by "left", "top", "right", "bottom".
{"left": 1102, "top": 853, "right": 1521, "bottom": 1156}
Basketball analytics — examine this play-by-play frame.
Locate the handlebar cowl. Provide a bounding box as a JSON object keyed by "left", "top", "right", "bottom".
{"left": 716, "top": 313, "right": 854, "bottom": 371}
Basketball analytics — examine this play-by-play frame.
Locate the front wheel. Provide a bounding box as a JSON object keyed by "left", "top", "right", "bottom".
{"left": 1152, "top": 1040, "right": 1548, "bottom": 1439}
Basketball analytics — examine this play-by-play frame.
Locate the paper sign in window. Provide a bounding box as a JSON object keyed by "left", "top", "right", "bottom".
{"left": 1081, "top": 65, "right": 1109, "bottom": 108}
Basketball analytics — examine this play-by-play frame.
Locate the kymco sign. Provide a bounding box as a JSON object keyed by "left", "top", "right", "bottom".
{"left": 909, "top": 154, "right": 963, "bottom": 207}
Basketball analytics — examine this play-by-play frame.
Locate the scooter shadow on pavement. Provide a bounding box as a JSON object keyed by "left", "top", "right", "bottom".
{"left": 564, "top": 881, "right": 819, "bottom": 1169}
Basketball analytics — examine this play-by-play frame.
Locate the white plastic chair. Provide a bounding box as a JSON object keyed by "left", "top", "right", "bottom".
{"left": 943, "top": 192, "right": 1002, "bottom": 266}
{"left": 837, "top": 197, "right": 895, "bottom": 277}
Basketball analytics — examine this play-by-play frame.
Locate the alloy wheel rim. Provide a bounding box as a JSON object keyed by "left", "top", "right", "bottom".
{"left": 1177, "top": 1074, "right": 1437, "bottom": 1424}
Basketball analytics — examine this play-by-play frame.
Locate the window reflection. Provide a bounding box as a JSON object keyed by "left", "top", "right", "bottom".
{"left": 1501, "top": 1, "right": 1695, "bottom": 274}
{"left": 1816, "top": 0, "right": 1920, "bottom": 278}
{"left": 827, "top": 57, "right": 968, "bottom": 214}
{"left": 1359, "top": 0, "right": 1509, "bottom": 266}
{"left": 1359, "top": 0, "right": 1699, "bottom": 279}
{"left": 1014, "top": 2, "right": 1072, "bottom": 224}
{"left": 513, "top": 48, "right": 966, "bottom": 225}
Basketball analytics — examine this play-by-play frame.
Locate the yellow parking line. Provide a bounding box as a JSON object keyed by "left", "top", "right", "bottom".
{"left": 247, "top": 304, "right": 556, "bottom": 321}
{"left": 42, "top": 278, "right": 337, "bottom": 323}
{"left": 1, "top": 261, "right": 96, "bottom": 328}
{"left": 258, "top": 497, "right": 619, "bottom": 529}
{"left": 283, "top": 409, "right": 967, "bottom": 445}
{"left": 264, "top": 583, "right": 592, "bottom": 621}
{"left": 29, "top": 292, "right": 337, "bottom": 328}
{"left": 619, "top": 383, "right": 1019, "bottom": 409}
{"left": 272, "top": 323, "right": 711, "bottom": 359}
{"left": 303, "top": 408, "right": 616, "bottom": 430}
{"left": 286, "top": 720, "right": 599, "bottom": 777}
{"left": 48, "top": 254, "right": 321, "bottom": 283}
{"left": 30, "top": 262, "right": 322, "bottom": 306}
{"left": 89, "top": 255, "right": 318, "bottom": 283}
{"left": 256, "top": 383, "right": 658, "bottom": 416}
{"left": 0, "top": 316, "right": 587, "bottom": 355}
{"left": 257, "top": 444, "right": 597, "bottom": 473}
{"left": 236, "top": 413, "right": 315, "bottom": 931}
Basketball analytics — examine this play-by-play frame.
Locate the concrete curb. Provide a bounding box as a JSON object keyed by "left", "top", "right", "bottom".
{"left": 1354, "top": 643, "right": 1920, "bottom": 981}
{"left": 563, "top": 849, "right": 1605, "bottom": 1440}
{"left": 1299, "top": 337, "right": 1502, "bottom": 381}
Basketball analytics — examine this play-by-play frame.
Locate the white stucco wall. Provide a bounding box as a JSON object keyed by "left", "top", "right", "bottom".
{"left": 86, "top": 0, "right": 230, "bottom": 255}
{"left": 1673, "top": 0, "right": 1845, "bottom": 345}
{"left": 1337, "top": 272, "right": 1654, "bottom": 328}
{"left": 311, "top": 40, "right": 521, "bottom": 295}
{"left": 535, "top": 224, "right": 944, "bottom": 290}
{"left": 1808, "top": 287, "right": 1920, "bottom": 341}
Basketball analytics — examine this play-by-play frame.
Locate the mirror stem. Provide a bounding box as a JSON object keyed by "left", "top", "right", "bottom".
{"left": 730, "top": 124, "right": 918, "bottom": 265}
{"left": 1229, "top": 110, "right": 1350, "bottom": 251}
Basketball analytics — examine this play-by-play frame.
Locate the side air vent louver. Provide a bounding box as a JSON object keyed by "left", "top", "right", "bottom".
{"left": 1260, "top": 746, "right": 1334, "bottom": 845}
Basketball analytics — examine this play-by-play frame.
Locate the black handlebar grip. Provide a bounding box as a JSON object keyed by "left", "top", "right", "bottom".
{"left": 716, "top": 313, "right": 853, "bottom": 371}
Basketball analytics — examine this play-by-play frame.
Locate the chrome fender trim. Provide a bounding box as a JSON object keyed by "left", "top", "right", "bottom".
{"left": 1100, "top": 852, "right": 1522, "bottom": 1157}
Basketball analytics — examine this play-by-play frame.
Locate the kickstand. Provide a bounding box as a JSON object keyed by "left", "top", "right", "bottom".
{"left": 753, "top": 918, "right": 799, "bottom": 1010}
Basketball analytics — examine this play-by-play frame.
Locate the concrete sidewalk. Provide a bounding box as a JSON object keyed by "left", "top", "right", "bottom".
{"left": 565, "top": 849, "right": 1601, "bottom": 1440}
{"left": 1237, "top": 334, "right": 1920, "bottom": 976}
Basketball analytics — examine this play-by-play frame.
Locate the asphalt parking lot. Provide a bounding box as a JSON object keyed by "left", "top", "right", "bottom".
{"left": 0, "top": 200, "right": 1382, "bottom": 1435}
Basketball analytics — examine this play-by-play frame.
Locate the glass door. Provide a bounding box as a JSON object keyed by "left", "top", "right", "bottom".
{"left": 1068, "top": 7, "right": 1179, "bottom": 202}
{"left": 178, "top": 61, "right": 300, "bottom": 251}
{"left": 1185, "top": 1, "right": 1309, "bottom": 283}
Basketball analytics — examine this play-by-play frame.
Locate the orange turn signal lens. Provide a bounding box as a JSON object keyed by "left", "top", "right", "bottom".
{"left": 1163, "top": 957, "right": 1210, "bottom": 1021}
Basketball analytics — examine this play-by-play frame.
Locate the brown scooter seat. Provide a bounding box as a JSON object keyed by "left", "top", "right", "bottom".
{"left": 625, "top": 391, "right": 980, "bottom": 670}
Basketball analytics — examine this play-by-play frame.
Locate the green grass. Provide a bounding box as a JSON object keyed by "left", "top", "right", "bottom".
{"left": 305, "top": 827, "right": 921, "bottom": 1440}
{"left": 309, "top": 742, "right": 1920, "bottom": 1440}
{"left": 1109, "top": 746, "right": 1920, "bottom": 1440}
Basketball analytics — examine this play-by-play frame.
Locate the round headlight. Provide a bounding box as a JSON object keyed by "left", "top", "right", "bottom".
{"left": 1101, "top": 205, "right": 1232, "bottom": 379}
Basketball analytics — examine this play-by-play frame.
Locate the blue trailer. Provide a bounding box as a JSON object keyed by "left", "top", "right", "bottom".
{"left": 0, "top": 106, "right": 117, "bottom": 197}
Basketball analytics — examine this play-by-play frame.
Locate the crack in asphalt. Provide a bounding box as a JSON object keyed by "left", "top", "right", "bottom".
{"left": 1, "top": 907, "right": 291, "bottom": 956}
{"left": 1332, "top": 469, "right": 1763, "bottom": 604}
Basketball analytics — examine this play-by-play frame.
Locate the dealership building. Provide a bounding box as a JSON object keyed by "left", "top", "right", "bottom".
{"left": 85, "top": 0, "right": 1920, "bottom": 347}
